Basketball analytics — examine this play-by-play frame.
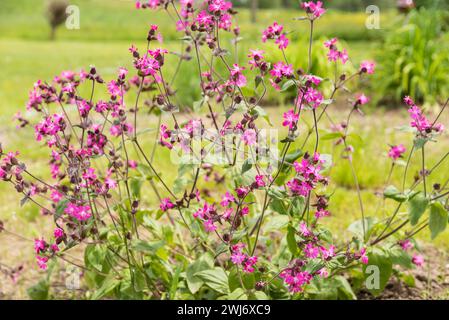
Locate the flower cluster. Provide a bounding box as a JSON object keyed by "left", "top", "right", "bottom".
{"left": 262, "top": 22, "right": 289, "bottom": 50}
{"left": 230, "top": 243, "right": 258, "bottom": 273}
{"left": 301, "top": 1, "right": 326, "bottom": 20}
{"left": 287, "top": 152, "right": 328, "bottom": 197}
{"left": 404, "top": 96, "right": 444, "bottom": 135}
{"left": 324, "top": 38, "right": 348, "bottom": 64}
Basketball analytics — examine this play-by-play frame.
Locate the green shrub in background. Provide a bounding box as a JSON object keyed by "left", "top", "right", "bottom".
{"left": 414, "top": 0, "right": 449, "bottom": 9}
{"left": 374, "top": 8, "right": 449, "bottom": 106}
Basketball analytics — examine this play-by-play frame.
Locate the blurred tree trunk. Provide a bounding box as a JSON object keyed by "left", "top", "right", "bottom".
{"left": 46, "top": 0, "right": 69, "bottom": 41}
{"left": 251, "top": 0, "right": 258, "bottom": 23}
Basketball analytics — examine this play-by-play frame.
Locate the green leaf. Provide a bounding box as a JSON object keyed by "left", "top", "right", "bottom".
{"left": 408, "top": 192, "right": 429, "bottom": 226}
{"left": 289, "top": 196, "right": 305, "bottom": 217}
{"left": 241, "top": 159, "right": 252, "bottom": 175}
{"left": 270, "top": 198, "right": 287, "bottom": 215}
{"left": 27, "top": 279, "right": 49, "bottom": 300}
{"left": 363, "top": 249, "right": 392, "bottom": 296}
{"left": 229, "top": 288, "right": 248, "bottom": 300}
{"left": 133, "top": 240, "right": 166, "bottom": 253}
{"left": 389, "top": 247, "right": 412, "bottom": 268}
{"left": 195, "top": 267, "right": 229, "bottom": 294}
{"left": 429, "top": 202, "right": 448, "bottom": 240}
{"left": 130, "top": 178, "right": 142, "bottom": 198}
{"left": 186, "top": 257, "right": 211, "bottom": 294}
{"left": 335, "top": 276, "right": 357, "bottom": 300}
{"left": 281, "top": 79, "right": 296, "bottom": 91}
{"left": 54, "top": 199, "right": 69, "bottom": 222}
{"left": 84, "top": 244, "right": 106, "bottom": 272}
{"left": 287, "top": 226, "right": 298, "bottom": 256}
{"left": 91, "top": 276, "right": 120, "bottom": 300}
{"left": 249, "top": 291, "right": 269, "bottom": 300}
{"left": 347, "top": 217, "right": 377, "bottom": 240}
{"left": 384, "top": 185, "right": 408, "bottom": 202}
{"left": 169, "top": 266, "right": 182, "bottom": 300}
{"left": 284, "top": 149, "right": 303, "bottom": 164}
{"left": 321, "top": 132, "right": 343, "bottom": 141}
{"left": 413, "top": 137, "right": 429, "bottom": 149}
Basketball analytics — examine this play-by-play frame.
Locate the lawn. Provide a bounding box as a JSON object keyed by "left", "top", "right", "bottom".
{"left": 0, "top": 0, "right": 448, "bottom": 299}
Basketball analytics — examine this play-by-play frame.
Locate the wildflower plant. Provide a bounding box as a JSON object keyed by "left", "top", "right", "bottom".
{"left": 1, "top": 0, "right": 448, "bottom": 300}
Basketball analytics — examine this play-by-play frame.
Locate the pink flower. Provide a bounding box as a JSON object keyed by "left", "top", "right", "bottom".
{"left": 128, "top": 160, "right": 138, "bottom": 169}
{"left": 299, "top": 222, "right": 312, "bottom": 237}
{"left": 388, "top": 144, "right": 406, "bottom": 160}
{"left": 398, "top": 239, "right": 413, "bottom": 251}
{"left": 301, "top": 1, "right": 326, "bottom": 19}
{"left": 236, "top": 186, "right": 248, "bottom": 198}
{"left": 65, "top": 203, "right": 92, "bottom": 221}
{"left": 356, "top": 93, "right": 369, "bottom": 105}
{"left": 203, "top": 219, "right": 217, "bottom": 232}
{"left": 360, "top": 60, "right": 376, "bottom": 74}
{"left": 222, "top": 208, "right": 233, "bottom": 220}
{"left": 240, "top": 206, "right": 249, "bottom": 216}
{"left": 412, "top": 254, "right": 424, "bottom": 267}
{"left": 404, "top": 96, "right": 415, "bottom": 106}
{"left": 300, "top": 87, "right": 323, "bottom": 109}
{"left": 248, "top": 49, "right": 265, "bottom": 69}
{"left": 270, "top": 62, "right": 293, "bottom": 79}
{"left": 315, "top": 208, "right": 330, "bottom": 219}
{"left": 54, "top": 228, "right": 64, "bottom": 239}
{"left": 242, "top": 129, "right": 257, "bottom": 145}
{"left": 282, "top": 109, "right": 299, "bottom": 129}
{"left": 220, "top": 191, "right": 235, "bottom": 207}
{"left": 230, "top": 243, "right": 258, "bottom": 273}
{"left": 320, "top": 245, "right": 336, "bottom": 260}
{"left": 406, "top": 103, "right": 442, "bottom": 134}
{"left": 275, "top": 34, "right": 289, "bottom": 50}
{"left": 50, "top": 190, "right": 63, "bottom": 203}
{"left": 34, "top": 239, "right": 46, "bottom": 254}
{"left": 317, "top": 268, "right": 329, "bottom": 278}
{"left": 243, "top": 256, "right": 258, "bottom": 273}
{"left": 230, "top": 64, "right": 247, "bottom": 87}
{"left": 324, "top": 38, "right": 337, "bottom": 48}
{"left": 359, "top": 248, "right": 369, "bottom": 265}
{"left": 280, "top": 268, "right": 312, "bottom": 293}
{"left": 304, "top": 243, "right": 319, "bottom": 259}
{"left": 160, "top": 198, "right": 175, "bottom": 211}
{"left": 254, "top": 175, "right": 266, "bottom": 188}
{"left": 36, "top": 256, "right": 49, "bottom": 270}
{"left": 230, "top": 250, "right": 246, "bottom": 265}
{"left": 262, "top": 22, "right": 289, "bottom": 50}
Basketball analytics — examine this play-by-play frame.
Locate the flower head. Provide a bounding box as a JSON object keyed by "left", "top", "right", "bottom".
{"left": 388, "top": 144, "right": 406, "bottom": 160}
{"left": 160, "top": 198, "right": 175, "bottom": 211}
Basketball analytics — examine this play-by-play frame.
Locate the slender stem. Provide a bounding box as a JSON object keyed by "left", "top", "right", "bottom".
{"left": 422, "top": 146, "right": 427, "bottom": 197}
{"left": 402, "top": 146, "right": 415, "bottom": 192}
{"left": 312, "top": 109, "right": 319, "bottom": 153}
{"left": 308, "top": 20, "right": 314, "bottom": 73}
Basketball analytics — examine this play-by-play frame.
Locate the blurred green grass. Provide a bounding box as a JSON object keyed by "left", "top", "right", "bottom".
{"left": 0, "top": 0, "right": 395, "bottom": 41}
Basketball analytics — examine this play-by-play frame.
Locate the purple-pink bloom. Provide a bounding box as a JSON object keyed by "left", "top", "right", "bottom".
{"left": 282, "top": 109, "right": 299, "bottom": 129}
{"left": 160, "top": 198, "right": 175, "bottom": 211}
{"left": 412, "top": 254, "right": 424, "bottom": 267}
{"left": 388, "top": 144, "right": 406, "bottom": 160}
